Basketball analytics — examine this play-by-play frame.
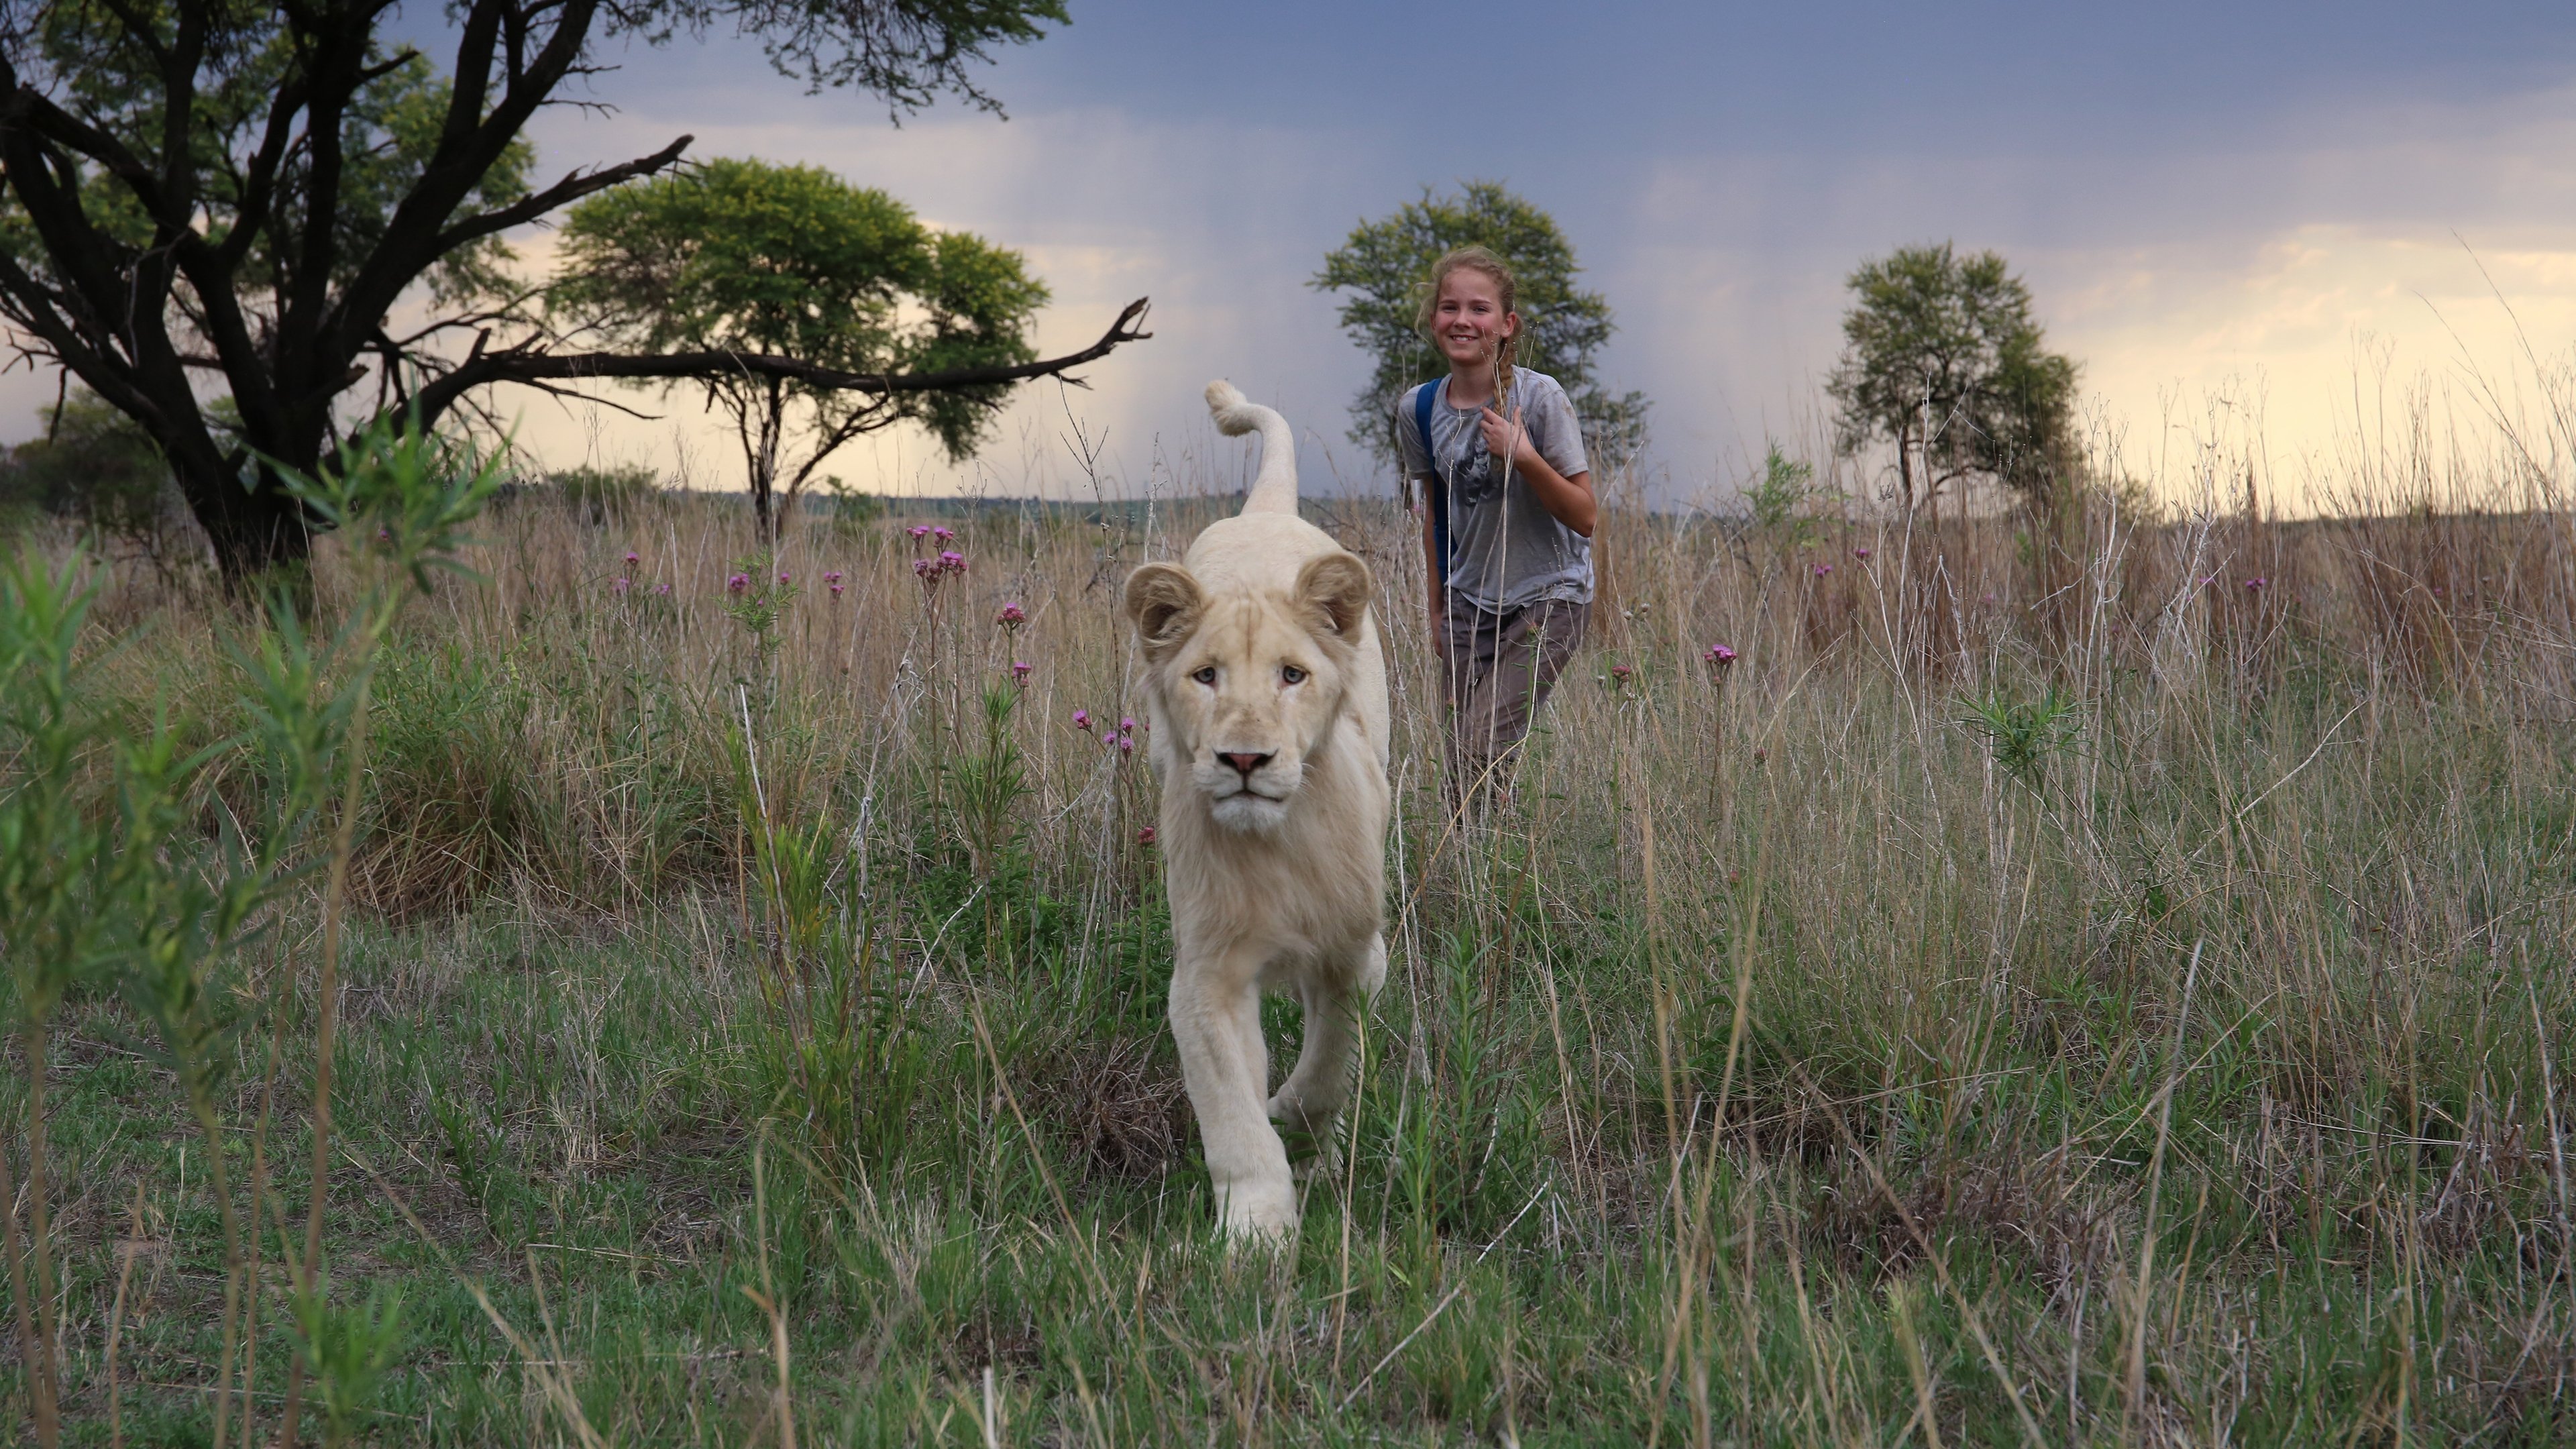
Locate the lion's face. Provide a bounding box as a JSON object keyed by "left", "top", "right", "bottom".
{"left": 1124, "top": 553, "right": 1374, "bottom": 834}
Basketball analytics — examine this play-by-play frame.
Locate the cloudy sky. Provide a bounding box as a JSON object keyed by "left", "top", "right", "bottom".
{"left": 21, "top": 1, "right": 2576, "bottom": 508}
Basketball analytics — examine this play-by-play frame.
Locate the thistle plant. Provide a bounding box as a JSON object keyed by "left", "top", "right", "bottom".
{"left": 722, "top": 552, "right": 801, "bottom": 663}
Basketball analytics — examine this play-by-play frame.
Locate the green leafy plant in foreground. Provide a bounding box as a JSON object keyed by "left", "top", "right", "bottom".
{"left": 1963, "top": 682, "right": 2080, "bottom": 782}
{"left": 0, "top": 413, "right": 492, "bottom": 1448}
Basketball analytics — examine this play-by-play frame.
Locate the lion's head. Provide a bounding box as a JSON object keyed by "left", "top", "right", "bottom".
{"left": 1123, "top": 551, "right": 1374, "bottom": 834}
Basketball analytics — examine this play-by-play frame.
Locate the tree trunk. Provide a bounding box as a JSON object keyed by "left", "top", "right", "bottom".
{"left": 171, "top": 455, "right": 313, "bottom": 587}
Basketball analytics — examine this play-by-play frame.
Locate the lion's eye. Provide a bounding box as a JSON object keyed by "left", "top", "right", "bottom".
{"left": 1281, "top": 665, "right": 1307, "bottom": 685}
{"left": 1191, "top": 666, "right": 1218, "bottom": 686}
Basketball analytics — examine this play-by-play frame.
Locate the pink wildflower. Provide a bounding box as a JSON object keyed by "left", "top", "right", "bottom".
{"left": 1611, "top": 664, "right": 1633, "bottom": 681}
{"left": 612, "top": 576, "right": 630, "bottom": 595}
{"left": 777, "top": 570, "right": 791, "bottom": 586}
{"left": 1137, "top": 826, "right": 1157, "bottom": 846}
{"left": 906, "top": 525, "right": 931, "bottom": 541}
{"left": 1118, "top": 716, "right": 1136, "bottom": 733}
{"left": 2245, "top": 576, "right": 2267, "bottom": 591}
{"left": 913, "top": 558, "right": 934, "bottom": 578}
{"left": 1813, "top": 563, "right": 1833, "bottom": 578}
{"left": 1010, "top": 660, "right": 1031, "bottom": 682}
{"left": 624, "top": 550, "right": 639, "bottom": 566}
{"left": 655, "top": 582, "right": 672, "bottom": 596}
{"left": 1073, "top": 709, "right": 1093, "bottom": 732}
{"left": 727, "top": 573, "right": 749, "bottom": 594}
{"left": 1117, "top": 733, "right": 1136, "bottom": 755}
{"left": 998, "top": 601, "right": 1026, "bottom": 627}
{"left": 1705, "top": 645, "right": 1737, "bottom": 667}
{"left": 1852, "top": 546, "right": 1872, "bottom": 560}
{"left": 938, "top": 550, "right": 965, "bottom": 573}
{"left": 932, "top": 525, "right": 955, "bottom": 544}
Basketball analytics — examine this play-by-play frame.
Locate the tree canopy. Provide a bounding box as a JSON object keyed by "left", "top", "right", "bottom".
{"left": 1827, "top": 242, "right": 2079, "bottom": 511}
{"left": 1313, "top": 181, "right": 1646, "bottom": 472}
{"left": 0, "top": 0, "right": 1148, "bottom": 583}
{"left": 553, "top": 156, "right": 1046, "bottom": 539}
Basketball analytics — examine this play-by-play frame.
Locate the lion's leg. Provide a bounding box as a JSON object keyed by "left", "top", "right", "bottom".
{"left": 1269, "top": 934, "right": 1385, "bottom": 1171}
{"left": 1170, "top": 947, "right": 1296, "bottom": 1241}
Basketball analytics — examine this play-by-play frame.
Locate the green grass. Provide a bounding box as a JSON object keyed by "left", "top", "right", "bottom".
{"left": 14, "top": 472, "right": 2576, "bottom": 1445}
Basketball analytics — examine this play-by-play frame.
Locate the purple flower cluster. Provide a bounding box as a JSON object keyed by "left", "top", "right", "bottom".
{"left": 1074, "top": 708, "right": 1143, "bottom": 755}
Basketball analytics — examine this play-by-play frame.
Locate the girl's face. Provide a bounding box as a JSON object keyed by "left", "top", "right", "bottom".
{"left": 1431, "top": 269, "right": 1517, "bottom": 370}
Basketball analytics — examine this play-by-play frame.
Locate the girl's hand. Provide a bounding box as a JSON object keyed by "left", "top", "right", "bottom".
{"left": 1479, "top": 403, "right": 1539, "bottom": 471}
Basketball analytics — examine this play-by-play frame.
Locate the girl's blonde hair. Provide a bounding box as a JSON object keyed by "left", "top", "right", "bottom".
{"left": 1415, "top": 246, "right": 1520, "bottom": 407}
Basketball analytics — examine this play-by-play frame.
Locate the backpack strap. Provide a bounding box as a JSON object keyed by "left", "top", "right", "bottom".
{"left": 1413, "top": 380, "right": 1450, "bottom": 580}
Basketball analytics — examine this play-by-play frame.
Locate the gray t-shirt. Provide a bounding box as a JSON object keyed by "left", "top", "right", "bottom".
{"left": 1397, "top": 368, "right": 1593, "bottom": 611}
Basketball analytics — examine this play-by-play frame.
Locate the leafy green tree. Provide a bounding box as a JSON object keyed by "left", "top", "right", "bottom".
{"left": 1827, "top": 242, "right": 2080, "bottom": 511}
{"left": 1314, "top": 180, "right": 1647, "bottom": 471}
{"left": 0, "top": 0, "right": 1148, "bottom": 586}
{"left": 552, "top": 158, "right": 1045, "bottom": 540}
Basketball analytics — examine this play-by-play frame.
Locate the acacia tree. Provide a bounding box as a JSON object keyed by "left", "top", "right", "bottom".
{"left": 1827, "top": 241, "right": 2078, "bottom": 511}
{"left": 1313, "top": 180, "right": 1648, "bottom": 472}
{"left": 552, "top": 156, "right": 1044, "bottom": 541}
{"left": 0, "top": 0, "right": 1150, "bottom": 584}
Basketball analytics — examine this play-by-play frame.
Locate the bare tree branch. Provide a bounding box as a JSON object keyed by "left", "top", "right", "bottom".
{"left": 405, "top": 297, "right": 1152, "bottom": 431}
{"left": 435, "top": 134, "right": 694, "bottom": 252}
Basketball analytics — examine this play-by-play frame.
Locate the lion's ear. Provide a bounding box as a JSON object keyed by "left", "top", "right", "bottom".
{"left": 1124, "top": 562, "right": 1205, "bottom": 658}
{"left": 1293, "top": 551, "right": 1373, "bottom": 641}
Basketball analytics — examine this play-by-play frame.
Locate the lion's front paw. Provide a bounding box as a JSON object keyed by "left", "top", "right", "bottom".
{"left": 1213, "top": 1175, "right": 1297, "bottom": 1244}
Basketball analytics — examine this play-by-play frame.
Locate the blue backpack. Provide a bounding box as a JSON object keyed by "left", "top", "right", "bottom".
{"left": 1413, "top": 380, "right": 1451, "bottom": 577}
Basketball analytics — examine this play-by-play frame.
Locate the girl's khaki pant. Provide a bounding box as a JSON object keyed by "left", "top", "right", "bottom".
{"left": 1440, "top": 596, "right": 1588, "bottom": 813}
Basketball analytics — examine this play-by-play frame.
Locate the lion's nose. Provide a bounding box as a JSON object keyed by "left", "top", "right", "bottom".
{"left": 1223, "top": 751, "right": 1273, "bottom": 778}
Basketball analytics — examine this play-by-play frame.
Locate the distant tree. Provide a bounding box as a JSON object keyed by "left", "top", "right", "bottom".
{"left": 552, "top": 158, "right": 1048, "bottom": 541}
{"left": 0, "top": 389, "right": 164, "bottom": 527}
{"left": 0, "top": 0, "right": 1150, "bottom": 586}
{"left": 1827, "top": 242, "right": 2078, "bottom": 511}
{"left": 1314, "top": 180, "right": 1648, "bottom": 472}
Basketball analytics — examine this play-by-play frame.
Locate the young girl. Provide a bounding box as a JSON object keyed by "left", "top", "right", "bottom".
{"left": 1395, "top": 246, "right": 1597, "bottom": 813}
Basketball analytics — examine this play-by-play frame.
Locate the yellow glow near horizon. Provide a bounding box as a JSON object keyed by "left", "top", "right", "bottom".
{"left": 2055, "top": 226, "right": 2576, "bottom": 511}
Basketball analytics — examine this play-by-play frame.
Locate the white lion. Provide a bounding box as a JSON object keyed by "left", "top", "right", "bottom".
{"left": 1123, "top": 381, "right": 1391, "bottom": 1242}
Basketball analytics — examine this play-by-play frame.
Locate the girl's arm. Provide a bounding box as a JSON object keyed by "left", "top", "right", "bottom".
{"left": 1479, "top": 404, "right": 1597, "bottom": 537}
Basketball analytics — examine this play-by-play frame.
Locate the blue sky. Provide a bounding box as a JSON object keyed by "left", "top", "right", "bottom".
{"left": 23, "top": 2, "right": 2576, "bottom": 506}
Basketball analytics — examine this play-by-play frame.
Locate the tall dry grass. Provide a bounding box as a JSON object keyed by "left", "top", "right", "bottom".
{"left": 19, "top": 383, "right": 2576, "bottom": 1442}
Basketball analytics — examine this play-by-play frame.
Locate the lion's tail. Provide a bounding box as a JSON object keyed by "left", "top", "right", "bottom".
{"left": 1205, "top": 380, "right": 1297, "bottom": 516}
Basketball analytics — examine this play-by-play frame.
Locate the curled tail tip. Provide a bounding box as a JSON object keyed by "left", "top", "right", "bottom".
{"left": 1205, "top": 379, "right": 1271, "bottom": 437}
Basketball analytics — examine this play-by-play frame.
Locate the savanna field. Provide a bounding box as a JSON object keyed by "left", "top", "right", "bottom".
{"left": 11, "top": 414, "right": 2576, "bottom": 1448}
